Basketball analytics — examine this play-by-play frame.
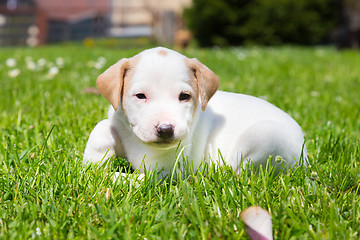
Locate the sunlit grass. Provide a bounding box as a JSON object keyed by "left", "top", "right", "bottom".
{"left": 0, "top": 45, "right": 359, "bottom": 239}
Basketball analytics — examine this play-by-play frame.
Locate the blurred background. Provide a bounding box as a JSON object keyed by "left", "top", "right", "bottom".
{"left": 0, "top": 0, "right": 359, "bottom": 49}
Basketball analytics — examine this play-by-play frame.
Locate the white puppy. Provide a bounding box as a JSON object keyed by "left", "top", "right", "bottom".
{"left": 83, "top": 47, "right": 307, "bottom": 176}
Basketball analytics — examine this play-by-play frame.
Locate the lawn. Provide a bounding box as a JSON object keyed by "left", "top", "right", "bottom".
{"left": 0, "top": 44, "right": 359, "bottom": 239}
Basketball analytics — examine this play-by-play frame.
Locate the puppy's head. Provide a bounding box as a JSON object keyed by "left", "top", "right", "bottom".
{"left": 97, "top": 47, "right": 219, "bottom": 145}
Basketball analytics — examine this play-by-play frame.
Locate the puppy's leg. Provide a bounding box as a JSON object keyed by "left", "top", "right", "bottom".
{"left": 83, "top": 119, "right": 124, "bottom": 166}
{"left": 231, "top": 121, "right": 307, "bottom": 174}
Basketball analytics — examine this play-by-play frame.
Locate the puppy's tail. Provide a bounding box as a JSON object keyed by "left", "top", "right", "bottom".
{"left": 107, "top": 106, "right": 116, "bottom": 118}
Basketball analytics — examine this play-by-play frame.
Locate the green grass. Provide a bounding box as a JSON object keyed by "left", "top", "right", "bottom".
{"left": 1, "top": 44, "right": 359, "bottom": 239}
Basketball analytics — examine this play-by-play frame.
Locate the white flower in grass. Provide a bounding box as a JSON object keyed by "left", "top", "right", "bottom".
{"left": 94, "top": 61, "right": 104, "bottom": 70}
{"left": 94, "top": 56, "right": 107, "bottom": 69}
{"left": 36, "top": 227, "right": 41, "bottom": 236}
{"left": 87, "top": 57, "right": 107, "bottom": 69}
{"left": 8, "top": 68, "right": 20, "bottom": 78}
{"left": 98, "top": 56, "right": 106, "bottom": 65}
{"left": 26, "top": 61, "right": 37, "bottom": 71}
{"left": 32, "top": 227, "right": 41, "bottom": 238}
{"left": 49, "top": 66, "right": 59, "bottom": 75}
{"left": 47, "top": 66, "right": 59, "bottom": 79}
{"left": 56, "top": 57, "right": 64, "bottom": 68}
{"left": 335, "top": 95, "right": 342, "bottom": 102}
{"left": 37, "top": 58, "right": 47, "bottom": 68}
{"left": 6, "top": 58, "right": 17, "bottom": 68}
{"left": 310, "top": 91, "right": 320, "bottom": 97}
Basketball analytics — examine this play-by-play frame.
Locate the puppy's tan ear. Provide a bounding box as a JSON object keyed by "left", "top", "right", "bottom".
{"left": 96, "top": 58, "right": 129, "bottom": 110}
{"left": 186, "top": 58, "right": 219, "bottom": 111}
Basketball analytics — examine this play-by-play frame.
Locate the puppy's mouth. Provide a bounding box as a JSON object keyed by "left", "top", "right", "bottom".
{"left": 147, "top": 139, "right": 180, "bottom": 149}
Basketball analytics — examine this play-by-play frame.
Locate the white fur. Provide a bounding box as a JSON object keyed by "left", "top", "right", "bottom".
{"left": 83, "top": 47, "right": 307, "bottom": 176}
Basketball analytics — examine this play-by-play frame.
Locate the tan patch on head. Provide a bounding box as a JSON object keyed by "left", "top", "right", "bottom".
{"left": 157, "top": 49, "right": 168, "bottom": 56}
{"left": 97, "top": 58, "right": 129, "bottom": 111}
{"left": 184, "top": 58, "right": 219, "bottom": 111}
{"left": 96, "top": 55, "right": 140, "bottom": 112}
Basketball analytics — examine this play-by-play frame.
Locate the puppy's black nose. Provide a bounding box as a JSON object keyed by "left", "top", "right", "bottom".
{"left": 156, "top": 124, "right": 174, "bottom": 140}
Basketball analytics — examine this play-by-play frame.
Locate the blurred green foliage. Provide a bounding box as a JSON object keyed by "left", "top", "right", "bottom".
{"left": 184, "top": 0, "right": 341, "bottom": 46}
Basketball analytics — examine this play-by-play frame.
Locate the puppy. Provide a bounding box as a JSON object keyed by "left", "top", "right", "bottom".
{"left": 83, "top": 47, "right": 307, "bottom": 176}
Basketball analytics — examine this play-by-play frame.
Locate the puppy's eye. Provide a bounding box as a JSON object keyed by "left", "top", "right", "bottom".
{"left": 135, "top": 93, "right": 147, "bottom": 100}
{"left": 179, "top": 92, "right": 191, "bottom": 101}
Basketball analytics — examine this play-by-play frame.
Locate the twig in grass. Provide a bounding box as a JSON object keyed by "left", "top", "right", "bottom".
{"left": 344, "top": 181, "right": 360, "bottom": 193}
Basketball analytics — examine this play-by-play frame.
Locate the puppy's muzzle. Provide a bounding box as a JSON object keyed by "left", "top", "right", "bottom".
{"left": 156, "top": 124, "right": 174, "bottom": 142}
